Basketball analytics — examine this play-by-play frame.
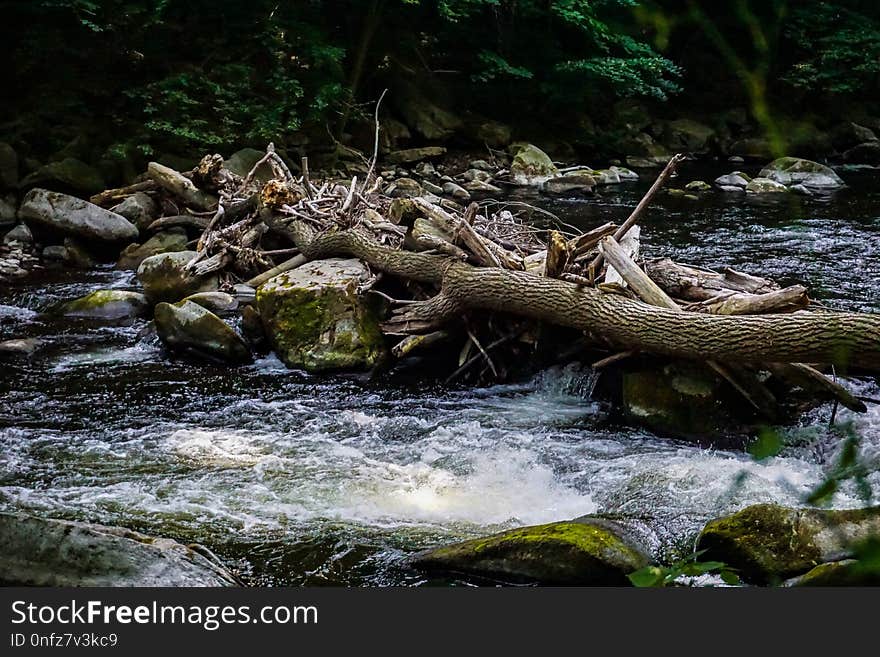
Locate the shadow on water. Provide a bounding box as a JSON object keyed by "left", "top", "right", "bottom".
{"left": 1, "top": 162, "right": 878, "bottom": 584}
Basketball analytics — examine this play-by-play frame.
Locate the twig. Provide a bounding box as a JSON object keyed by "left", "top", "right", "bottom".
{"left": 365, "top": 88, "right": 388, "bottom": 187}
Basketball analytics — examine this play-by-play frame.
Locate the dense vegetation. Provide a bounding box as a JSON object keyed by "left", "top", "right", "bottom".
{"left": 3, "top": 1, "right": 880, "bottom": 169}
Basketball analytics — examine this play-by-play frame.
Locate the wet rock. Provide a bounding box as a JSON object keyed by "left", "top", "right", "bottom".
{"left": 256, "top": 258, "right": 387, "bottom": 372}
{"left": 117, "top": 230, "right": 189, "bottom": 270}
{"left": 590, "top": 168, "right": 621, "bottom": 185}
{"left": 843, "top": 141, "right": 880, "bottom": 165}
{"left": 746, "top": 177, "right": 788, "bottom": 194}
{"left": 542, "top": 173, "right": 596, "bottom": 196}
{"left": 462, "top": 180, "right": 502, "bottom": 193}
{"left": 136, "top": 250, "right": 219, "bottom": 304}
{"left": 609, "top": 165, "right": 639, "bottom": 180}
{"left": 223, "top": 147, "right": 273, "bottom": 182}
{"left": 410, "top": 517, "right": 651, "bottom": 585}
{"left": 19, "top": 157, "right": 105, "bottom": 195}
{"left": 461, "top": 168, "right": 492, "bottom": 183}
{"left": 621, "top": 361, "right": 754, "bottom": 439}
{"left": 442, "top": 181, "right": 471, "bottom": 202}
{"left": 413, "top": 161, "right": 437, "bottom": 178}
{"left": 0, "top": 512, "right": 237, "bottom": 586}
{"left": 41, "top": 245, "right": 69, "bottom": 264}
{"left": 685, "top": 180, "right": 712, "bottom": 192}
{"left": 113, "top": 192, "right": 160, "bottom": 232}
{"left": 697, "top": 503, "right": 880, "bottom": 585}
{"left": 240, "top": 304, "right": 266, "bottom": 346}
{"left": 758, "top": 157, "right": 844, "bottom": 190}
{"left": 626, "top": 155, "right": 672, "bottom": 168}
{"left": 510, "top": 144, "right": 558, "bottom": 185}
{"left": 0, "top": 142, "right": 18, "bottom": 189}
{"left": 3, "top": 223, "right": 33, "bottom": 246}
{"left": 155, "top": 300, "right": 252, "bottom": 364}
{"left": 728, "top": 155, "right": 745, "bottom": 164}
{"left": 386, "top": 147, "right": 446, "bottom": 165}
{"left": 386, "top": 177, "right": 423, "bottom": 199}
{"left": 183, "top": 291, "right": 238, "bottom": 314}
{"left": 469, "top": 159, "right": 494, "bottom": 172}
{"left": 713, "top": 171, "right": 751, "bottom": 191}
{"left": 58, "top": 290, "right": 150, "bottom": 320}
{"left": 785, "top": 559, "right": 880, "bottom": 587}
{"left": 63, "top": 238, "right": 96, "bottom": 268}
{"left": 233, "top": 284, "right": 257, "bottom": 304}
{"left": 0, "top": 338, "right": 42, "bottom": 358}
{"left": 421, "top": 180, "right": 444, "bottom": 195}
{"left": 19, "top": 188, "right": 138, "bottom": 243}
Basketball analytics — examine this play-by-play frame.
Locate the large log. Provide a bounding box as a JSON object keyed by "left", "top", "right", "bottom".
{"left": 283, "top": 220, "right": 880, "bottom": 370}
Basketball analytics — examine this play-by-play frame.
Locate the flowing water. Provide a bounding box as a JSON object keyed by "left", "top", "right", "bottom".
{"left": 1, "top": 162, "right": 879, "bottom": 585}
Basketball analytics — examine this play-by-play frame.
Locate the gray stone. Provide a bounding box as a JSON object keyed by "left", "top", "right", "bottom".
{"left": 421, "top": 180, "right": 444, "bottom": 195}
{"left": 728, "top": 155, "right": 745, "bottom": 163}
{"left": 0, "top": 338, "right": 42, "bottom": 357}
{"left": 510, "top": 144, "right": 558, "bottom": 185}
{"left": 746, "top": 177, "right": 789, "bottom": 194}
{"left": 0, "top": 143, "right": 18, "bottom": 189}
{"left": 3, "top": 223, "right": 33, "bottom": 246}
{"left": 386, "top": 177, "right": 422, "bottom": 199}
{"left": 0, "top": 512, "right": 237, "bottom": 586}
{"left": 117, "top": 230, "right": 189, "bottom": 270}
{"left": 42, "top": 245, "right": 69, "bottom": 262}
{"left": 413, "top": 161, "right": 437, "bottom": 178}
{"left": 256, "top": 258, "right": 387, "bottom": 372}
{"left": 182, "top": 291, "right": 238, "bottom": 314}
{"left": 442, "top": 181, "right": 471, "bottom": 202}
{"left": 542, "top": 173, "right": 596, "bottom": 196}
{"left": 410, "top": 516, "right": 651, "bottom": 585}
{"left": 19, "top": 188, "right": 138, "bottom": 242}
{"left": 63, "top": 238, "right": 96, "bottom": 268}
{"left": 113, "top": 192, "right": 160, "bottom": 232}
{"left": 58, "top": 290, "right": 150, "bottom": 320}
{"left": 469, "top": 159, "right": 493, "bottom": 171}
{"left": 714, "top": 172, "right": 751, "bottom": 190}
{"left": 136, "top": 250, "right": 219, "bottom": 304}
{"left": 461, "top": 168, "right": 492, "bottom": 183}
{"left": 591, "top": 169, "right": 621, "bottom": 185}
{"left": 462, "top": 180, "right": 502, "bottom": 193}
{"left": 155, "top": 300, "right": 251, "bottom": 364}
{"left": 223, "top": 147, "right": 273, "bottom": 182}
{"left": 758, "top": 157, "right": 844, "bottom": 189}
{"left": 608, "top": 165, "right": 639, "bottom": 180}
{"left": 20, "top": 157, "right": 105, "bottom": 195}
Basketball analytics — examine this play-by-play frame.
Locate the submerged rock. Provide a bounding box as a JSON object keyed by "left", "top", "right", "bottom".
{"left": 0, "top": 512, "right": 237, "bottom": 587}
{"left": 117, "top": 230, "right": 189, "bottom": 270}
{"left": 697, "top": 503, "right": 880, "bottom": 585}
{"left": 410, "top": 517, "right": 651, "bottom": 585}
{"left": 510, "top": 144, "right": 558, "bottom": 185}
{"left": 136, "top": 250, "right": 219, "bottom": 304}
{"left": 58, "top": 290, "right": 149, "bottom": 320}
{"left": 19, "top": 188, "right": 139, "bottom": 243}
{"left": 154, "top": 300, "right": 252, "bottom": 364}
{"left": 113, "top": 192, "right": 160, "bottom": 232}
{"left": 256, "top": 258, "right": 387, "bottom": 372}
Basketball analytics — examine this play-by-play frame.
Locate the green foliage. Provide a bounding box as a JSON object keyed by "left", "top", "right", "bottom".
{"left": 805, "top": 421, "right": 873, "bottom": 506}
{"left": 629, "top": 550, "right": 740, "bottom": 587}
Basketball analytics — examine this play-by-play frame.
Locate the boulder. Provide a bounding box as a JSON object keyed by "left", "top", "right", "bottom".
{"left": 117, "top": 230, "right": 189, "bottom": 270}
{"left": 442, "top": 181, "right": 471, "bottom": 202}
{"left": 745, "top": 177, "right": 788, "bottom": 194}
{"left": 758, "top": 157, "right": 844, "bottom": 190}
{"left": 386, "top": 177, "right": 423, "bottom": 199}
{"left": 510, "top": 144, "right": 558, "bottom": 185}
{"left": 0, "top": 142, "right": 18, "bottom": 189}
{"left": 662, "top": 118, "right": 715, "bottom": 152}
{"left": 182, "top": 291, "right": 238, "bottom": 314}
{"left": 621, "top": 361, "right": 755, "bottom": 439}
{"left": 386, "top": 147, "right": 447, "bottom": 165}
{"left": 136, "top": 250, "right": 218, "bottom": 304}
{"left": 713, "top": 171, "right": 751, "bottom": 192}
{"left": 223, "top": 147, "right": 273, "bottom": 182}
{"left": 542, "top": 173, "right": 596, "bottom": 196}
{"left": 3, "top": 223, "right": 33, "bottom": 247}
{"left": 113, "top": 192, "right": 160, "bottom": 232}
{"left": 19, "top": 157, "right": 105, "bottom": 195}
{"left": 397, "top": 95, "right": 462, "bottom": 141}
{"left": 0, "top": 512, "right": 237, "bottom": 586}
{"left": 684, "top": 180, "right": 712, "bottom": 192}
{"left": 256, "top": 258, "right": 387, "bottom": 372}
{"left": 410, "top": 517, "right": 651, "bottom": 585}
{"left": 831, "top": 122, "right": 877, "bottom": 152}
{"left": 843, "top": 141, "right": 880, "bottom": 165}
{"left": 19, "top": 188, "right": 138, "bottom": 243}
{"left": 58, "top": 290, "right": 150, "bottom": 321}
{"left": 785, "top": 559, "right": 880, "bottom": 587}
{"left": 697, "top": 503, "right": 880, "bottom": 585}
{"left": 154, "top": 300, "right": 252, "bottom": 364}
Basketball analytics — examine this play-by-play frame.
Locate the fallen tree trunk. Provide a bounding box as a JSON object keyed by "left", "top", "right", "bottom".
{"left": 283, "top": 220, "right": 880, "bottom": 370}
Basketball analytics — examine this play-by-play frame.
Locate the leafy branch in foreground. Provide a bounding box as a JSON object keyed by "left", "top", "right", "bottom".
{"left": 628, "top": 550, "right": 740, "bottom": 587}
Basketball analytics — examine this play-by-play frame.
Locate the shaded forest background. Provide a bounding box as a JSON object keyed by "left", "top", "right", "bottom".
{"left": 3, "top": 0, "right": 880, "bottom": 183}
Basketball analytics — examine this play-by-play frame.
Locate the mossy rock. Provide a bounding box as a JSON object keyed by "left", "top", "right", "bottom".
{"left": 685, "top": 180, "right": 712, "bottom": 192}
{"left": 785, "top": 559, "right": 880, "bottom": 587}
{"left": 510, "top": 144, "right": 558, "bottom": 185}
{"left": 58, "top": 289, "right": 149, "bottom": 320}
{"left": 256, "top": 258, "right": 387, "bottom": 372}
{"left": 757, "top": 157, "right": 844, "bottom": 190}
{"left": 154, "top": 300, "right": 251, "bottom": 364}
{"left": 746, "top": 177, "right": 789, "bottom": 194}
{"left": 117, "top": 230, "right": 188, "bottom": 270}
{"left": 410, "top": 518, "right": 651, "bottom": 585}
{"left": 697, "top": 503, "right": 880, "bottom": 585}
{"left": 136, "top": 250, "right": 219, "bottom": 304}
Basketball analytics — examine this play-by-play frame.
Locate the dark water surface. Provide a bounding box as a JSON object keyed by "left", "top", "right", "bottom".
{"left": 1, "top": 162, "right": 878, "bottom": 585}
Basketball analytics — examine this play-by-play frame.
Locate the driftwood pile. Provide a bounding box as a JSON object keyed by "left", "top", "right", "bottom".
{"left": 91, "top": 147, "right": 880, "bottom": 415}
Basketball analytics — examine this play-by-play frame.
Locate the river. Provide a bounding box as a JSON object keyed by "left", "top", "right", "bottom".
{"left": 1, "top": 161, "right": 878, "bottom": 585}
